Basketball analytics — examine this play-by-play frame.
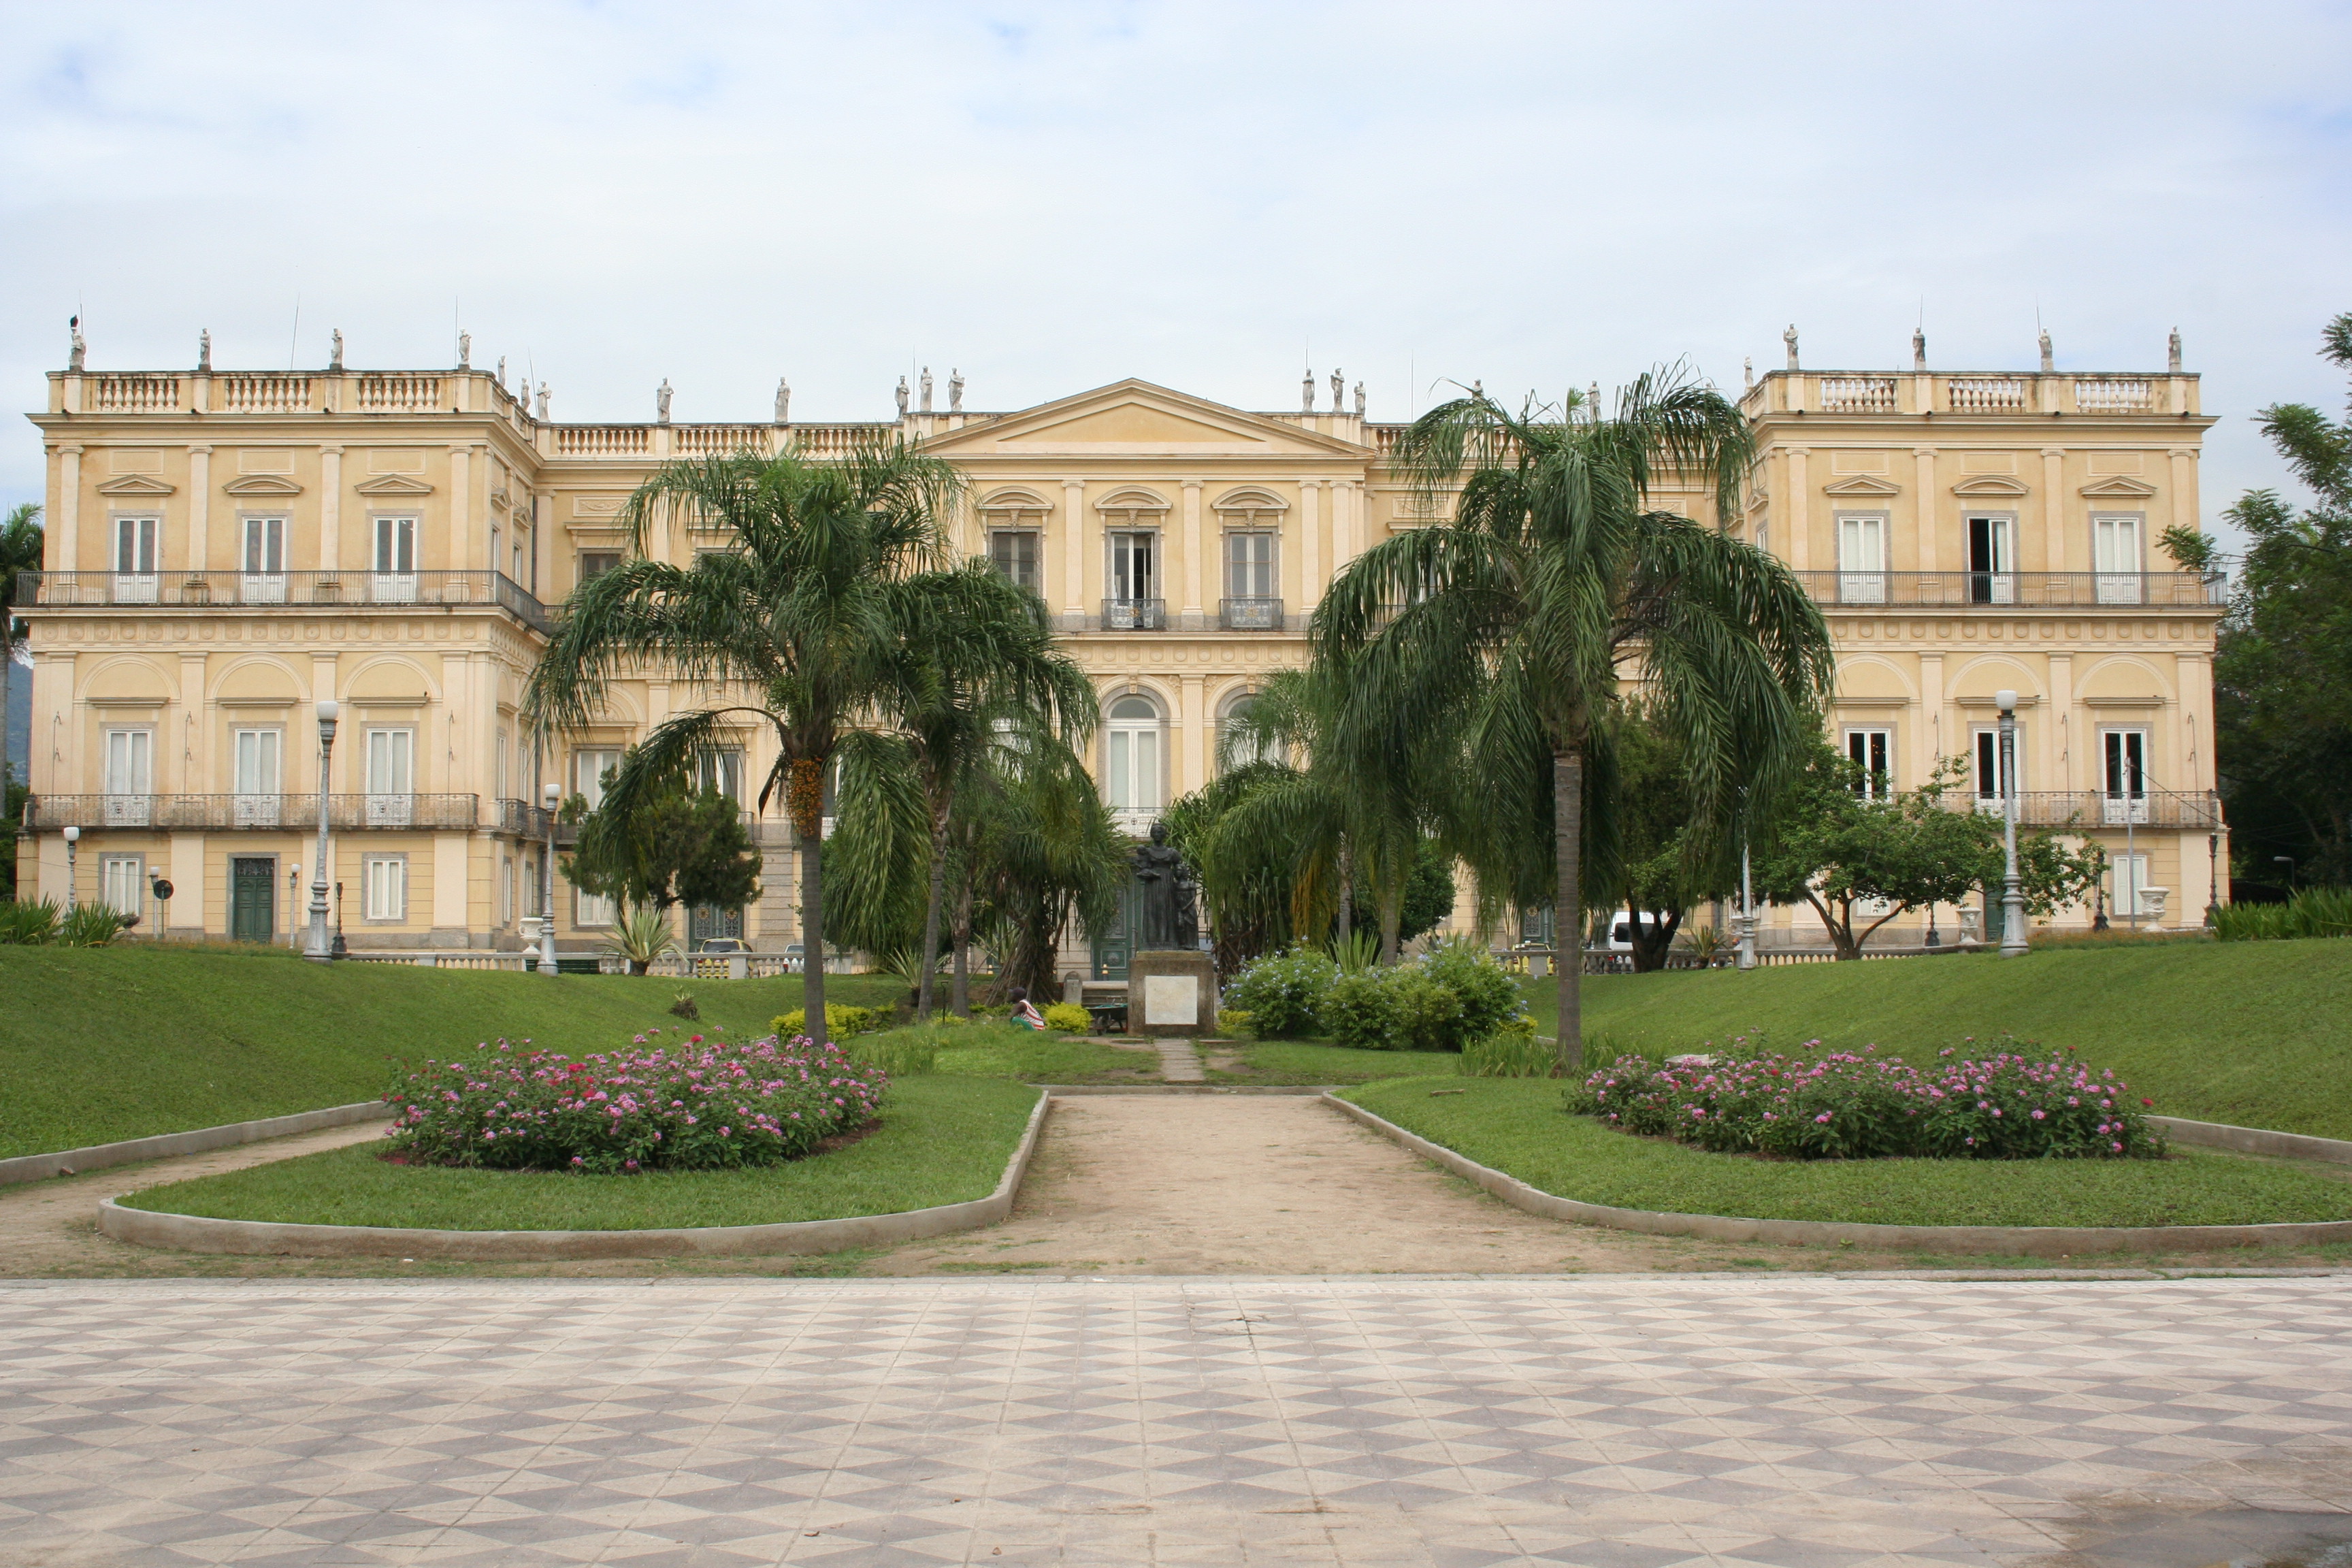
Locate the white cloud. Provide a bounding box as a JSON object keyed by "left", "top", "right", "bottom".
{"left": 4, "top": 0, "right": 2348, "bottom": 542}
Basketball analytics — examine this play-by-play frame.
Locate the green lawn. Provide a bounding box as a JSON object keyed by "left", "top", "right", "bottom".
{"left": 1345, "top": 1077, "right": 2352, "bottom": 1228}
{"left": 1216, "top": 1041, "right": 1462, "bottom": 1084}
{"left": 0, "top": 944, "right": 909, "bottom": 1158}
{"left": 117, "top": 1075, "right": 1041, "bottom": 1230}
{"left": 919, "top": 1023, "right": 1154, "bottom": 1083}
{"left": 1522, "top": 939, "right": 2352, "bottom": 1139}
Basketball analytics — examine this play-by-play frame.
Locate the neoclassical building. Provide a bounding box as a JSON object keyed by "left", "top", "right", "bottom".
{"left": 13, "top": 338, "right": 2226, "bottom": 956}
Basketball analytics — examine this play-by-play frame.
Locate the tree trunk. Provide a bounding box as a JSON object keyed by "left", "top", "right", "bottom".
{"left": 949, "top": 872, "right": 974, "bottom": 1017}
{"left": 1336, "top": 840, "right": 1354, "bottom": 949}
{"left": 1377, "top": 871, "right": 1403, "bottom": 966}
{"left": 1627, "top": 909, "right": 1682, "bottom": 973}
{"left": 1553, "top": 747, "right": 1584, "bottom": 1077}
{"left": 915, "top": 800, "right": 950, "bottom": 1020}
{"left": 788, "top": 757, "right": 828, "bottom": 1043}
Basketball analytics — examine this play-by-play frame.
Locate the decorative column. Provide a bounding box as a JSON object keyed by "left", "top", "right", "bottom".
{"left": 2169, "top": 447, "right": 2198, "bottom": 542}
{"left": 186, "top": 445, "right": 211, "bottom": 573}
{"left": 1912, "top": 448, "right": 1938, "bottom": 573}
{"left": 1332, "top": 479, "right": 1358, "bottom": 570}
{"left": 1784, "top": 448, "right": 1810, "bottom": 570}
{"left": 2041, "top": 448, "right": 2068, "bottom": 570}
{"left": 1061, "top": 478, "right": 1086, "bottom": 629}
{"left": 1181, "top": 674, "right": 1206, "bottom": 797}
{"left": 1181, "top": 480, "right": 1204, "bottom": 630}
{"left": 2048, "top": 653, "right": 2076, "bottom": 791}
{"left": 318, "top": 445, "right": 342, "bottom": 571}
{"left": 1300, "top": 480, "right": 1323, "bottom": 611}
{"left": 54, "top": 444, "right": 80, "bottom": 570}
{"left": 1916, "top": 653, "right": 1944, "bottom": 789}
{"left": 449, "top": 446, "right": 472, "bottom": 569}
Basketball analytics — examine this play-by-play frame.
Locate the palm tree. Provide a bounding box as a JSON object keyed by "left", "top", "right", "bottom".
{"left": 524, "top": 444, "right": 962, "bottom": 1041}
{"left": 1318, "top": 369, "right": 1836, "bottom": 1071}
{"left": 1, "top": 504, "right": 43, "bottom": 792}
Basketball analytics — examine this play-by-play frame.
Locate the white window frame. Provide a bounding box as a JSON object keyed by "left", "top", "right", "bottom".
{"left": 2111, "top": 851, "right": 2153, "bottom": 918}
{"left": 696, "top": 749, "right": 745, "bottom": 802}
{"left": 101, "top": 726, "right": 154, "bottom": 826}
{"left": 1843, "top": 727, "right": 1893, "bottom": 797}
{"left": 240, "top": 512, "right": 288, "bottom": 603}
{"left": 500, "top": 855, "right": 515, "bottom": 926}
{"left": 576, "top": 748, "right": 622, "bottom": 811}
{"left": 112, "top": 513, "right": 161, "bottom": 604}
{"left": 2100, "top": 727, "right": 2152, "bottom": 824}
{"left": 495, "top": 729, "right": 510, "bottom": 801}
{"left": 1964, "top": 512, "right": 2017, "bottom": 604}
{"left": 2092, "top": 511, "right": 2144, "bottom": 604}
{"left": 232, "top": 725, "right": 283, "bottom": 827}
{"left": 1103, "top": 693, "right": 1164, "bottom": 823}
{"left": 1106, "top": 529, "right": 1158, "bottom": 604}
{"left": 365, "top": 727, "right": 416, "bottom": 827}
{"left": 989, "top": 529, "right": 1041, "bottom": 592}
{"left": 1224, "top": 529, "right": 1277, "bottom": 600}
{"left": 1835, "top": 512, "right": 1888, "bottom": 604}
{"left": 372, "top": 513, "right": 419, "bottom": 603}
{"left": 362, "top": 853, "right": 408, "bottom": 922}
{"left": 575, "top": 885, "right": 618, "bottom": 928}
{"left": 101, "top": 853, "right": 146, "bottom": 919}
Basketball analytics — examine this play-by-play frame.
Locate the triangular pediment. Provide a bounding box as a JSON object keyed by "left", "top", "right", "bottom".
{"left": 222, "top": 473, "right": 303, "bottom": 496}
{"left": 354, "top": 472, "right": 434, "bottom": 495}
{"left": 1952, "top": 473, "right": 2029, "bottom": 496}
{"left": 1822, "top": 473, "right": 1901, "bottom": 496}
{"left": 95, "top": 474, "right": 176, "bottom": 496}
{"left": 919, "top": 379, "right": 1369, "bottom": 457}
{"left": 2079, "top": 474, "right": 2157, "bottom": 498}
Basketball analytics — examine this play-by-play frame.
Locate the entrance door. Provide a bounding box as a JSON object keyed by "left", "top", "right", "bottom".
{"left": 103, "top": 728, "right": 152, "bottom": 826}
{"left": 1090, "top": 875, "right": 1143, "bottom": 980}
{"left": 114, "top": 515, "right": 159, "bottom": 604}
{"left": 1837, "top": 515, "right": 1886, "bottom": 603}
{"left": 231, "top": 857, "right": 276, "bottom": 944}
{"left": 2093, "top": 513, "right": 2143, "bottom": 604}
{"left": 372, "top": 515, "right": 419, "bottom": 603}
{"left": 2102, "top": 729, "right": 2150, "bottom": 824}
{"left": 689, "top": 904, "right": 743, "bottom": 947}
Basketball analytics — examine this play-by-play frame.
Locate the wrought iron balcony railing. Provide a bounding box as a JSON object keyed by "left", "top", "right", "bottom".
{"left": 1941, "top": 789, "right": 2222, "bottom": 830}
{"left": 26, "top": 794, "right": 481, "bottom": 832}
{"left": 1102, "top": 598, "right": 1166, "bottom": 631}
{"left": 1793, "top": 570, "right": 2224, "bottom": 610}
{"left": 492, "top": 798, "right": 559, "bottom": 839}
{"left": 1219, "top": 597, "right": 1285, "bottom": 630}
{"left": 15, "top": 570, "right": 553, "bottom": 634}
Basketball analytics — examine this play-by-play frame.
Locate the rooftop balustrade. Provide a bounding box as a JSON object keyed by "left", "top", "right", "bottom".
{"left": 1744, "top": 369, "right": 2199, "bottom": 419}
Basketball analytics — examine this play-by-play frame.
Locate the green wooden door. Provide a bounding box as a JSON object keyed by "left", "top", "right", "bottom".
{"left": 230, "top": 858, "right": 276, "bottom": 944}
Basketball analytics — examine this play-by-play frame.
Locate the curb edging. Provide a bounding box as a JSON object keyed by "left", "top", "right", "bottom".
{"left": 1324, "top": 1094, "right": 2352, "bottom": 1258}
{"left": 2151, "top": 1115, "right": 2352, "bottom": 1166}
{"left": 1, "top": 1102, "right": 390, "bottom": 1188}
{"left": 101, "top": 1091, "right": 1054, "bottom": 1261}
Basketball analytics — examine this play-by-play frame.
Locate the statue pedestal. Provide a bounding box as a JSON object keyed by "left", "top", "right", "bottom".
{"left": 1126, "top": 950, "right": 1218, "bottom": 1039}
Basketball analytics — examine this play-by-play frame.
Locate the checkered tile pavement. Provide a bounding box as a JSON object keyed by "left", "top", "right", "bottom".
{"left": 3, "top": 1275, "right": 2349, "bottom": 1565}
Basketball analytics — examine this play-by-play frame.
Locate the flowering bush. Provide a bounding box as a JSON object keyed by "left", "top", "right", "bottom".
{"left": 1225, "top": 947, "right": 1339, "bottom": 1038}
{"left": 1567, "top": 1038, "right": 2164, "bottom": 1160}
{"left": 386, "top": 1029, "right": 888, "bottom": 1173}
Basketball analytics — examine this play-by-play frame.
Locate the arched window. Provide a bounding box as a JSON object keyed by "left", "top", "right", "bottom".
{"left": 1104, "top": 693, "right": 1164, "bottom": 825}
{"left": 1216, "top": 689, "right": 1284, "bottom": 772}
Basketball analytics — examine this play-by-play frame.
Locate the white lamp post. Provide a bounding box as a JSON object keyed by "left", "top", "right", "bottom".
{"left": 538, "top": 781, "right": 561, "bottom": 975}
{"left": 306, "top": 698, "right": 339, "bottom": 962}
{"left": 61, "top": 825, "right": 80, "bottom": 912}
{"left": 1735, "top": 838, "right": 1757, "bottom": 971}
{"left": 1995, "top": 689, "right": 2028, "bottom": 958}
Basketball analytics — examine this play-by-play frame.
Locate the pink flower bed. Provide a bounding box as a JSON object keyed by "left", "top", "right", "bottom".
{"left": 1567, "top": 1038, "right": 2163, "bottom": 1160}
{"left": 385, "top": 1029, "right": 887, "bottom": 1174}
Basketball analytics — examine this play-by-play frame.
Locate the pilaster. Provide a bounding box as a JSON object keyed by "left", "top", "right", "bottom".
{"left": 1061, "top": 478, "right": 1086, "bottom": 628}
{"left": 318, "top": 445, "right": 342, "bottom": 571}
{"left": 2041, "top": 448, "right": 2067, "bottom": 571}
{"left": 53, "top": 445, "right": 81, "bottom": 569}
{"left": 1181, "top": 480, "right": 1204, "bottom": 629}
{"left": 1300, "top": 480, "right": 1324, "bottom": 607}
{"left": 1912, "top": 448, "right": 1937, "bottom": 572}
{"left": 1784, "top": 448, "right": 1809, "bottom": 570}
{"left": 187, "top": 445, "right": 212, "bottom": 571}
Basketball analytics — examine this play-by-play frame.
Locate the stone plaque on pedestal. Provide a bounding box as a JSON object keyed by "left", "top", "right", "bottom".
{"left": 1126, "top": 949, "right": 1217, "bottom": 1038}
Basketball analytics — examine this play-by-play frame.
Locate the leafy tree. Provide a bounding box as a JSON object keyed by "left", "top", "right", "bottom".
{"left": 2166, "top": 312, "right": 2352, "bottom": 886}
{"left": 563, "top": 782, "right": 762, "bottom": 921}
{"left": 525, "top": 443, "right": 960, "bottom": 1041}
{"left": 954, "top": 721, "right": 1128, "bottom": 1003}
{"left": 1323, "top": 371, "right": 1837, "bottom": 1070}
{"left": 1, "top": 502, "right": 42, "bottom": 794}
{"left": 1752, "top": 742, "right": 2104, "bottom": 957}
{"left": 1606, "top": 706, "right": 1738, "bottom": 972}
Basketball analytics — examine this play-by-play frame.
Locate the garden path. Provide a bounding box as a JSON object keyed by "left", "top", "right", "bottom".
{"left": 875, "top": 1092, "right": 1698, "bottom": 1275}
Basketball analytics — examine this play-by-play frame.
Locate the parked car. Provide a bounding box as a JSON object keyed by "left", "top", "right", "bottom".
{"left": 694, "top": 937, "right": 747, "bottom": 955}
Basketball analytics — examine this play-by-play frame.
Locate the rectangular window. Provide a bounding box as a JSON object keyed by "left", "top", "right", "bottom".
{"left": 363, "top": 855, "right": 408, "bottom": 921}
{"left": 523, "top": 851, "right": 542, "bottom": 918}
{"left": 1844, "top": 728, "right": 1893, "bottom": 797}
{"left": 1965, "top": 514, "right": 2016, "bottom": 605}
{"left": 1972, "top": 726, "right": 2024, "bottom": 806}
{"left": 696, "top": 749, "right": 744, "bottom": 802}
{"left": 496, "top": 730, "right": 510, "bottom": 800}
{"left": 2102, "top": 728, "right": 2151, "bottom": 824}
{"left": 2112, "top": 852, "right": 2153, "bottom": 919}
{"left": 1107, "top": 530, "right": 1156, "bottom": 602}
{"left": 240, "top": 514, "right": 288, "bottom": 603}
{"left": 1106, "top": 727, "right": 1160, "bottom": 811}
{"left": 578, "top": 551, "right": 621, "bottom": 583}
{"left": 101, "top": 854, "right": 146, "bottom": 918}
{"left": 500, "top": 857, "right": 515, "bottom": 926}
{"left": 372, "top": 514, "right": 419, "bottom": 603}
{"left": 1835, "top": 514, "right": 1886, "bottom": 603}
{"left": 576, "top": 887, "right": 617, "bottom": 928}
{"left": 1224, "top": 532, "right": 1276, "bottom": 599}
{"left": 2093, "top": 512, "right": 2144, "bottom": 604}
{"left": 576, "top": 749, "right": 622, "bottom": 809}
{"left": 365, "top": 728, "right": 415, "bottom": 827}
{"left": 102, "top": 727, "right": 153, "bottom": 826}
{"left": 233, "top": 727, "right": 282, "bottom": 827}
{"left": 113, "top": 514, "right": 160, "bottom": 603}
{"left": 989, "top": 531, "right": 1041, "bottom": 591}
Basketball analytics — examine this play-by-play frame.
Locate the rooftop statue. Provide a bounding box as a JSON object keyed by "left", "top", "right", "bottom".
{"left": 2040, "top": 329, "right": 2055, "bottom": 373}
{"left": 197, "top": 328, "right": 212, "bottom": 373}
{"left": 329, "top": 329, "right": 344, "bottom": 371}
{"left": 1912, "top": 327, "right": 1927, "bottom": 370}
{"left": 1354, "top": 380, "right": 1365, "bottom": 416}
{"left": 1301, "top": 367, "right": 1315, "bottom": 414}
{"left": 774, "top": 376, "right": 791, "bottom": 423}
{"left": 949, "top": 368, "right": 964, "bottom": 414}
{"left": 2169, "top": 327, "right": 2183, "bottom": 372}
{"left": 656, "top": 378, "right": 672, "bottom": 423}
{"left": 896, "top": 376, "right": 909, "bottom": 417}
{"left": 920, "top": 366, "right": 934, "bottom": 414}
{"left": 1783, "top": 323, "right": 1799, "bottom": 370}
{"left": 1330, "top": 367, "right": 1343, "bottom": 412}
{"left": 535, "top": 382, "right": 549, "bottom": 420}
{"left": 457, "top": 330, "right": 470, "bottom": 370}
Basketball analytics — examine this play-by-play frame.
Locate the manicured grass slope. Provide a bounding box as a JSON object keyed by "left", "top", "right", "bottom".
{"left": 1225, "top": 1042, "right": 1461, "bottom": 1084}
{"left": 1529, "top": 941, "right": 2352, "bottom": 1139}
{"left": 119, "top": 1075, "right": 1041, "bottom": 1230}
{"left": 1345, "top": 1077, "right": 2352, "bottom": 1228}
{"left": 0, "top": 945, "right": 907, "bottom": 1158}
{"left": 925, "top": 1025, "right": 1153, "bottom": 1083}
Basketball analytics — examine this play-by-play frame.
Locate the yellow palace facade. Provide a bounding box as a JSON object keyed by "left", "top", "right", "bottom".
{"left": 13, "top": 340, "right": 2225, "bottom": 954}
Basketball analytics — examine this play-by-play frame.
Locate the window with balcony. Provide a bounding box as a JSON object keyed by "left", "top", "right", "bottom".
{"left": 1844, "top": 728, "right": 1893, "bottom": 797}
{"left": 696, "top": 749, "right": 745, "bottom": 802}
{"left": 990, "top": 530, "right": 1041, "bottom": 592}
{"left": 1835, "top": 513, "right": 1887, "bottom": 604}
{"left": 233, "top": 727, "right": 282, "bottom": 826}
{"left": 2093, "top": 512, "right": 2144, "bottom": 604}
{"left": 113, "top": 514, "right": 160, "bottom": 604}
{"left": 241, "top": 514, "right": 287, "bottom": 603}
{"left": 102, "top": 728, "right": 153, "bottom": 826}
{"left": 1106, "top": 530, "right": 1161, "bottom": 628}
{"left": 363, "top": 854, "right": 408, "bottom": 921}
{"left": 1965, "top": 514, "right": 2016, "bottom": 605}
{"left": 2102, "top": 728, "right": 2151, "bottom": 824}
{"left": 1104, "top": 694, "right": 1163, "bottom": 819}
{"left": 1222, "top": 531, "right": 1279, "bottom": 628}
{"left": 366, "top": 728, "right": 415, "bottom": 826}
{"left": 372, "top": 514, "right": 419, "bottom": 603}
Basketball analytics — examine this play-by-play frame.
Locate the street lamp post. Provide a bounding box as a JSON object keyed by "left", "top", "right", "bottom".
{"left": 305, "top": 698, "right": 339, "bottom": 962}
{"left": 1735, "top": 838, "right": 1757, "bottom": 971}
{"left": 538, "top": 781, "right": 561, "bottom": 975}
{"left": 2205, "top": 832, "right": 2221, "bottom": 930}
{"left": 61, "top": 825, "right": 79, "bottom": 912}
{"left": 1996, "top": 689, "right": 2028, "bottom": 958}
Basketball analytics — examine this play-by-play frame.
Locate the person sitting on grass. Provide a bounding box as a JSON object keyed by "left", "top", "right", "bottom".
{"left": 1009, "top": 987, "right": 1046, "bottom": 1030}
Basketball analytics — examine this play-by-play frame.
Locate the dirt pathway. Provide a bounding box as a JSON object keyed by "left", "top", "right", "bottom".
{"left": 875, "top": 1092, "right": 1711, "bottom": 1275}
{"left": 0, "top": 1119, "right": 391, "bottom": 1274}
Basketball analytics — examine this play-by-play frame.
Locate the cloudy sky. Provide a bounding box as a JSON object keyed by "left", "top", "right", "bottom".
{"left": 3, "top": 1, "right": 2347, "bottom": 541}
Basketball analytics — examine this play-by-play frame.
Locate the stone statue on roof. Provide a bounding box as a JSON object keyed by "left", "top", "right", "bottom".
{"left": 1783, "top": 324, "right": 1799, "bottom": 370}
{"left": 329, "top": 329, "right": 345, "bottom": 370}
{"left": 949, "top": 368, "right": 964, "bottom": 413}
{"left": 1330, "top": 367, "right": 1343, "bottom": 412}
{"left": 2039, "top": 328, "right": 2054, "bottom": 372}
{"left": 1301, "top": 368, "right": 1314, "bottom": 413}
{"left": 536, "top": 382, "right": 550, "bottom": 420}
{"left": 1354, "top": 380, "right": 1365, "bottom": 416}
{"left": 1912, "top": 327, "right": 1926, "bottom": 370}
{"left": 656, "top": 379, "right": 672, "bottom": 423}
{"left": 774, "top": 376, "right": 791, "bottom": 423}
{"left": 896, "top": 376, "right": 909, "bottom": 417}
{"left": 67, "top": 316, "right": 85, "bottom": 372}
{"left": 920, "top": 365, "right": 934, "bottom": 414}
{"left": 2169, "top": 327, "right": 2183, "bottom": 372}
{"left": 197, "top": 329, "right": 212, "bottom": 373}
{"left": 458, "top": 331, "right": 471, "bottom": 370}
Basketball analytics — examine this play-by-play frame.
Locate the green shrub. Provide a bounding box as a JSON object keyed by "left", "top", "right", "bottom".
{"left": 2214, "top": 887, "right": 2352, "bottom": 942}
{"left": 0, "top": 898, "right": 62, "bottom": 945}
{"left": 853, "top": 1034, "right": 939, "bottom": 1077}
{"left": 1225, "top": 947, "right": 1337, "bottom": 1038}
{"left": 771, "top": 1004, "right": 884, "bottom": 1039}
{"left": 56, "top": 904, "right": 126, "bottom": 948}
{"left": 1388, "top": 967, "right": 1467, "bottom": 1053}
{"left": 1418, "top": 940, "right": 1522, "bottom": 1045}
{"left": 1320, "top": 969, "right": 1409, "bottom": 1050}
{"left": 1215, "top": 1009, "right": 1254, "bottom": 1038}
{"left": 1462, "top": 1025, "right": 1554, "bottom": 1077}
{"left": 1041, "top": 1002, "right": 1092, "bottom": 1032}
